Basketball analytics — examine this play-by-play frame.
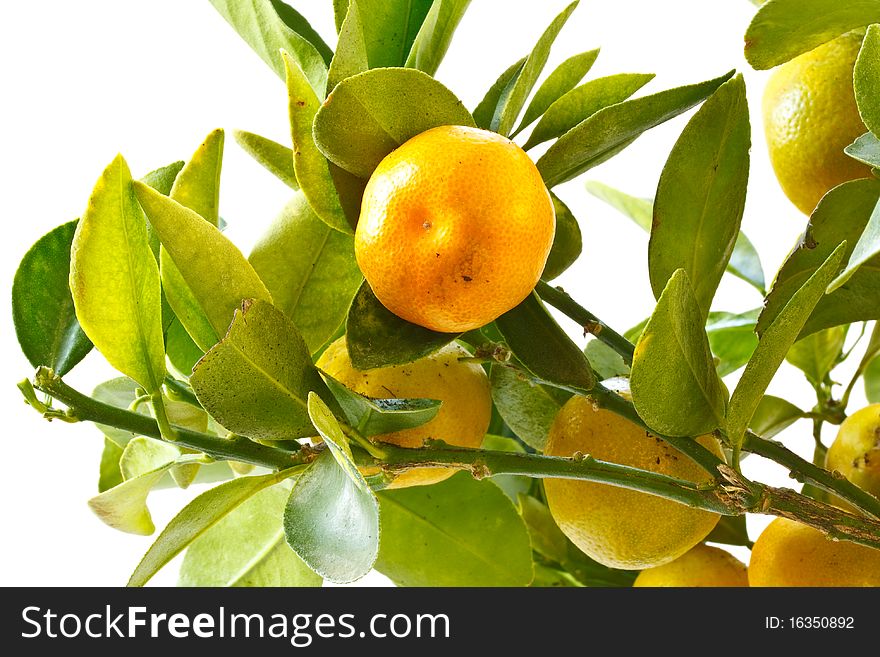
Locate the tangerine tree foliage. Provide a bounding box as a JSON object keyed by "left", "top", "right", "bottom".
{"left": 11, "top": 0, "right": 880, "bottom": 587}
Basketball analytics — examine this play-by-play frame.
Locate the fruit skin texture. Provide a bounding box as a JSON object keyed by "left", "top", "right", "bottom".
{"left": 316, "top": 337, "right": 491, "bottom": 488}
{"left": 825, "top": 403, "right": 880, "bottom": 499}
{"left": 543, "top": 395, "right": 723, "bottom": 570}
{"left": 749, "top": 517, "right": 880, "bottom": 587}
{"left": 355, "top": 125, "right": 555, "bottom": 333}
{"left": 633, "top": 544, "right": 748, "bottom": 587}
{"left": 763, "top": 33, "right": 871, "bottom": 214}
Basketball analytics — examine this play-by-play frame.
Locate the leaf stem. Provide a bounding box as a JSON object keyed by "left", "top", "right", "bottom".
{"left": 163, "top": 375, "right": 201, "bottom": 408}
{"left": 535, "top": 281, "right": 635, "bottom": 365}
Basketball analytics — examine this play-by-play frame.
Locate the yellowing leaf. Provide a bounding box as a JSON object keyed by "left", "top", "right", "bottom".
{"left": 70, "top": 155, "right": 165, "bottom": 393}
{"left": 133, "top": 181, "right": 272, "bottom": 349}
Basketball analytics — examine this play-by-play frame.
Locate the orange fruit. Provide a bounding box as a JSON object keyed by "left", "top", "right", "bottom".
{"left": 825, "top": 403, "right": 880, "bottom": 500}
{"left": 355, "top": 125, "right": 555, "bottom": 333}
{"left": 633, "top": 544, "right": 748, "bottom": 587}
{"left": 749, "top": 517, "right": 880, "bottom": 586}
{"left": 316, "top": 337, "right": 491, "bottom": 488}
{"left": 544, "top": 394, "right": 723, "bottom": 570}
{"left": 763, "top": 33, "right": 871, "bottom": 214}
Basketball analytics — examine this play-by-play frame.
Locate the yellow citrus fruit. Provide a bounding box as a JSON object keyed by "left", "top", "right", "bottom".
{"left": 749, "top": 517, "right": 880, "bottom": 586}
{"left": 316, "top": 337, "right": 491, "bottom": 488}
{"left": 544, "top": 395, "right": 723, "bottom": 570}
{"left": 355, "top": 125, "right": 555, "bottom": 333}
{"left": 633, "top": 544, "right": 748, "bottom": 587}
{"left": 763, "top": 33, "right": 871, "bottom": 214}
{"left": 825, "top": 403, "right": 880, "bottom": 499}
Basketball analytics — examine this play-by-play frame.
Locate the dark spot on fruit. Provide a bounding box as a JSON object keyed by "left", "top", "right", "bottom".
{"left": 462, "top": 275, "right": 473, "bottom": 282}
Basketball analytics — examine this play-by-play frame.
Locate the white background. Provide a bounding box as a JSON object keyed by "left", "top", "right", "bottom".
{"left": 0, "top": 0, "right": 871, "bottom": 586}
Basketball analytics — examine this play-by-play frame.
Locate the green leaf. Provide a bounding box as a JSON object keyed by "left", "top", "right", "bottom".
{"left": 133, "top": 180, "right": 273, "bottom": 351}
{"left": 207, "top": 0, "right": 328, "bottom": 94}
{"left": 70, "top": 155, "right": 165, "bottom": 394}
{"left": 513, "top": 49, "right": 600, "bottom": 137}
{"left": 496, "top": 293, "right": 596, "bottom": 394}
{"left": 346, "top": 282, "right": 460, "bottom": 369}
{"left": 89, "top": 438, "right": 182, "bottom": 536}
{"left": 190, "top": 299, "right": 333, "bottom": 441}
{"left": 728, "top": 232, "right": 766, "bottom": 295}
{"left": 313, "top": 68, "right": 475, "bottom": 178}
{"left": 584, "top": 339, "right": 629, "bottom": 380}
{"left": 492, "top": 1, "right": 579, "bottom": 136}
{"left": 744, "top": 0, "right": 880, "bottom": 70}
{"left": 140, "top": 162, "right": 185, "bottom": 259}
{"left": 855, "top": 24, "right": 880, "bottom": 136}
{"left": 327, "top": 0, "right": 369, "bottom": 94}
{"left": 270, "top": 0, "right": 334, "bottom": 63}
{"left": 165, "top": 320, "right": 203, "bottom": 377}
{"left": 489, "top": 364, "right": 570, "bottom": 451}
{"left": 170, "top": 129, "right": 224, "bottom": 224}
{"left": 284, "top": 52, "right": 353, "bottom": 234}
{"left": 333, "top": 0, "right": 348, "bottom": 32}
{"left": 119, "top": 437, "right": 181, "bottom": 480}
{"left": 828, "top": 197, "right": 880, "bottom": 292}
{"left": 354, "top": 0, "right": 433, "bottom": 68}
{"left": 127, "top": 469, "right": 298, "bottom": 586}
{"left": 249, "top": 193, "right": 363, "bottom": 353}
{"left": 585, "top": 180, "right": 653, "bottom": 229}
{"left": 728, "top": 243, "right": 848, "bottom": 448}
{"left": 322, "top": 374, "right": 441, "bottom": 438}
{"left": 473, "top": 57, "right": 527, "bottom": 130}
{"left": 588, "top": 183, "right": 762, "bottom": 296}
{"left": 542, "top": 193, "right": 582, "bottom": 280}
{"left": 786, "top": 326, "right": 848, "bottom": 385}
{"left": 284, "top": 449, "right": 380, "bottom": 584}
{"left": 631, "top": 269, "right": 728, "bottom": 436}
{"left": 537, "top": 70, "right": 735, "bottom": 187}
{"left": 13, "top": 220, "right": 92, "bottom": 375}
{"left": 846, "top": 132, "right": 880, "bottom": 168}
{"left": 866, "top": 352, "right": 880, "bottom": 402}
{"left": 706, "top": 309, "right": 760, "bottom": 376}
{"left": 517, "top": 494, "right": 569, "bottom": 564}
{"left": 649, "top": 75, "right": 751, "bottom": 318}
{"left": 140, "top": 161, "right": 185, "bottom": 197}
{"left": 179, "top": 486, "right": 321, "bottom": 587}
{"left": 857, "top": 323, "right": 880, "bottom": 403}
{"left": 157, "top": 130, "right": 228, "bottom": 351}
{"left": 91, "top": 377, "right": 151, "bottom": 447}
{"left": 705, "top": 514, "right": 751, "bottom": 547}
{"left": 524, "top": 73, "right": 655, "bottom": 150}
{"left": 376, "top": 473, "right": 533, "bottom": 586}
{"left": 233, "top": 130, "right": 298, "bottom": 189}
{"left": 98, "top": 438, "right": 125, "bottom": 493}
{"left": 757, "top": 179, "right": 880, "bottom": 337}
{"left": 307, "top": 392, "right": 369, "bottom": 490}
{"left": 749, "top": 395, "right": 805, "bottom": 438}
{"left": 404, "top": 0, "right": 472, "bottom": 76}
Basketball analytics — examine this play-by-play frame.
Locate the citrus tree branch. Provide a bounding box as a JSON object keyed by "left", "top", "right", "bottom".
{"left": 30, "top": 367, "right": 305, "bottom": 470}
{"left": 376, "top": 443, "right": 880, "bottom": 550}
{"left": 25, "top": 370, "right": 880, "bottom": 549}
{"left": 740, "top": 430, "right": 880, "bottom": 519}
{"left": 535, "top": 281, "right": 635, "bottom": 364}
